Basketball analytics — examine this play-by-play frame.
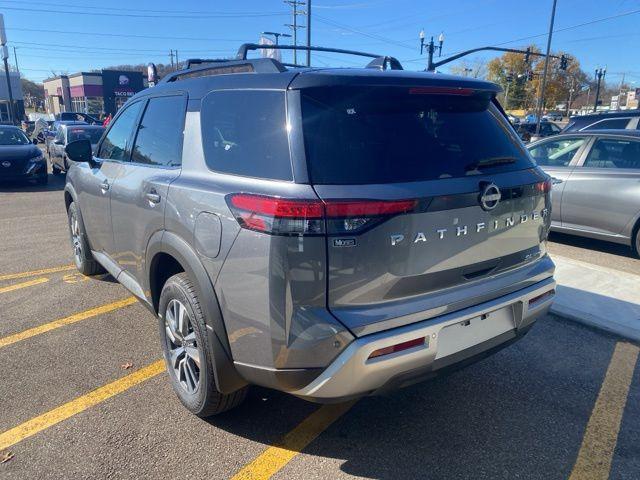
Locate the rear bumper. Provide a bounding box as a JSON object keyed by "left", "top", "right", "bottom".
{"left": 292, "top": 276, "right": 555, "bottom": 402}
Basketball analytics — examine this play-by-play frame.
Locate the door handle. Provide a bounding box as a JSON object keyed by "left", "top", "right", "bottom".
{"left": 145, "top": 192, "right": 161, "bottom": 204}
{"left": 99, "top": 180, "right": 110, "bottom": 193}
{"left": 551, "top": 177, "right": 563, "bottom": 185}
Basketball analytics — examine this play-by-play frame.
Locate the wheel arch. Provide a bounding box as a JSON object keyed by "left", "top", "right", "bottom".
{"left": 146, "top": 230, "right": 247, "bottom": 394}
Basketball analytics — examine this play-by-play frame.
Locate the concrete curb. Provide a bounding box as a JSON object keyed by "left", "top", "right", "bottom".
{"left": 549, "top": 255, "right": 640, "bottom": 342}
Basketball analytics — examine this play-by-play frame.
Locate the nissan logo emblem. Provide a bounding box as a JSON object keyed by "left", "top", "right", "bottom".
{"left": 1, "top": 161, "right": 10, "bottom": 168}
{"left": 479, "top": 183, "right": 501, "bottom": 211}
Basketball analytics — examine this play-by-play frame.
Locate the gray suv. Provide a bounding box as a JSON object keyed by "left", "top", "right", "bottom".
{"left": 63, "top": 45, "right": 556, "bottom": 416}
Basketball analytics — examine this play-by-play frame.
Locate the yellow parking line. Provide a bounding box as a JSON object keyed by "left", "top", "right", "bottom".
{"left": 0, "top": 360, "right": 165, "bottom": 451}
{"left": 231, "top": 401, "right": 357, "bottom": 480}
{"left": 569, "top": 342, "right": 639, "bottom": 480}
{"left": 0, "top": 277, "right": 49, "bottom": 295}
{"left": 0, "top": 297, "right": 137, "bottom": 349}
{"left": 0, "top": 265, "right": 75, "bottom": 282}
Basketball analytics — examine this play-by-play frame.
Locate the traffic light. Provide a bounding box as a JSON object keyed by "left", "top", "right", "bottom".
{"left": 527, "top": 71, "right": 534, "bottom": 81}
{"left": 524, "top": 47, "right": 531, "bottom": 64}
{"left": 559, "top": 55, "right": 568, "bottom": 70}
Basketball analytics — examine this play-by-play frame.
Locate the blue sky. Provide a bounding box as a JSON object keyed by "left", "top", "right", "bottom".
{"left": 2, "top": 0, "right": 639, "bottom": 89}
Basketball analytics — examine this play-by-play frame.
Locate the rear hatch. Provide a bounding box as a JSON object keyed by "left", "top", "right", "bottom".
{"left": 296, "top": 83, "right": 552, "bottom": 335}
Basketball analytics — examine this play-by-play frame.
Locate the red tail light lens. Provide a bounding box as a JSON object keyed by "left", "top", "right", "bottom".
{"left": 226, "top": 194, "right": 417, "bottom": 236}
{"left": 368, "top": 337, "right": 426, "bottom": 360}
{"left": 535, "top": 179, "right": 553, "bottom": 193}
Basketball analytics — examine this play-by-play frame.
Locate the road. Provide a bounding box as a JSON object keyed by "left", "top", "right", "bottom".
{"left": 0, "top": 172, "right": 638, "bottom": 480}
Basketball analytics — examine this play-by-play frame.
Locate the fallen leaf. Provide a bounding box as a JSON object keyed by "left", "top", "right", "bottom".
{"left": 121, "top": 363, "right": 133, "bottom": 370}
{"left": 0, "top": 450, "right": 14, "bottom": 464}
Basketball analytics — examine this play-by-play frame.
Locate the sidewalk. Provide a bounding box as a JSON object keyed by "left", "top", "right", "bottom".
{"left": 550, "top": 254, "right": 640, "bottom": 342}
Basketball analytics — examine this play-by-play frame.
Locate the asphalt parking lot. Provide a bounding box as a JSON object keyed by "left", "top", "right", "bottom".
{"left": 1, "top": 172, "right": 639, "bottom": 480}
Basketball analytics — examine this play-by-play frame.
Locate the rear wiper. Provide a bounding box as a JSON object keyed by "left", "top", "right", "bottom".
{"left": 465, "top": 156, "right": 517, "bottom": 171}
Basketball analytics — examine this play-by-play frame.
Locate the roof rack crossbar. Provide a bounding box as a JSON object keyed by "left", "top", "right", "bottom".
{"left": 236, "top": 43, "right": 403, "bottom": 70}
{"left": 160, "top": 58, "right": 287, "bottom": 83}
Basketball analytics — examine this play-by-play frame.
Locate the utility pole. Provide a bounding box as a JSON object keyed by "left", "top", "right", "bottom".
{"left": 566, "top": 76, "right": 575, "bottom": 117}
{"left": 12, "top": 46, "right": 18, "bottom": 74}
{"left": 535, "top": 0, "right": 557, "bottom": 136}
{"left": 618, "top": 72, "right": 626, "bottom": 110}
{"left": 0, "top": 15, "right": 14, "bottom": 124}
{"left": 593, "top": 67, "right": 606, "bottom": 112}
{"left": 169, "top": 49, "right": 175, "bottom": 70}
{"left": 175, "top": 50, "right": 179, "bottom": 70}
{"left": 285, "top": 0, "right": 306, "bottom": 65}
{"left": 306, "top": 0, "right": 311, "bottom": 66}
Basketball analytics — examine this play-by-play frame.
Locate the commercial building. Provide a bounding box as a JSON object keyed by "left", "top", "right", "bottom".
{"left": 43, "top": 69, "right": 145, "bottom": 118}
{"left": 0, "top": 70, "right": 24, "bottom": 123}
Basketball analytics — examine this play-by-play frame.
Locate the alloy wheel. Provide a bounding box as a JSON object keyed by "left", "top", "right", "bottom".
{"left": 164, "top": 299, "right": 201, "bottom": 394}
{"left": 70, "top": 210, "right": 82, "bottom": 265}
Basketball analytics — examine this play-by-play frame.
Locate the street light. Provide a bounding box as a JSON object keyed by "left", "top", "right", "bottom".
{"left": 593, "top": 66, "right": 607, "bottom": 112}
{"left": 261, "top": 31, "right": 292, "bottom": 45}
{"left": 419, "top": 29, "right": 444, "bottom": 71}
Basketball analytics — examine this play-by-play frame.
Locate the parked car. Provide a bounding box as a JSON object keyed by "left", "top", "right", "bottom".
{"left": 542, "top": 111, "right": 563, "bottom": 122}
{"left": 55, "top": 112, "right": 101, "bottom": 125}
{"left": 63, "top": 48, "right": 556, "bottom": 417}
{"left": 515, "top": 121, "right": 562, "bottom": 142}
{"left": 45, "top": 120, "right": 88, "bottom": 158}
{"left": 562, "top": 110, "right": 640, "bottom": 133}
{"left": 507, "top": 114, "right": 521, "bottom": 125}
{"left": 49, "top": 124, "right": 105, "bottom": 174}
{"left": 0, "top": 125, "right": 47, "bottom": 185}
{"left": 527, "top": 130, "right": 640, "bottom": 255}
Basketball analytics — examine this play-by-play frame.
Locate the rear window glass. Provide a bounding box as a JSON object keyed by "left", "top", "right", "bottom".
{"left": 300, "top": 86, "right": 534, "bottom": 184}
{"left": 200, "top": 90, "right": 292, "bottom": 181}
{"left": 68, "top": 128, "right": 104, "bottom": 144}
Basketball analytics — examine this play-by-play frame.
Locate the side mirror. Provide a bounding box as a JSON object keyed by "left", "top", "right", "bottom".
{"left": 65, "top": 139, "right": 93, "bottom": 163}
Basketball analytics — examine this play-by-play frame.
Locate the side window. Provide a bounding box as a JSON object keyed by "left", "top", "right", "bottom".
{"left": 200, "top": 90, "right": 292, "bottom": 180}
{"left": 97, "top": 101, "right": 143, "bottom": 161}
{"left": 585, "top": 118, "right": 631, "bottom": 130}
{"left": 529, "top": 137, "right": 585, "bottom": 167}
{"left": 583, "top": 139, "right": 640, "bottom": 169}
{"left": 130, "top": 96, "right": 185, "bottom": 167}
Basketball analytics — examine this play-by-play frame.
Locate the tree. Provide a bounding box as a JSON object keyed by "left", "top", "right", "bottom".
{"left": 487, "top": 45, "right": 541, "bottom": 110}
{"left": 449, "top": 58, "right": 487, "bottom": 79}
{"left": 20, "top": 78, "right": 44, "bottom": 109}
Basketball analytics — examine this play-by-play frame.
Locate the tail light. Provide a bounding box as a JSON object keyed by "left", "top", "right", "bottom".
{"left": 535, "top": 179, "right": 552, "bottom": 194}
{"left": 226, "top": 194, "right": 417, "bottom": 236}
{"left": 368, "top": 337, "right": 427, "bottom": 360}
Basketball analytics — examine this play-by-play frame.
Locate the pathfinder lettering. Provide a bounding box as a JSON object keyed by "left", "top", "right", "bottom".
{"left": 392, "top": 209, "right": 549, "bottom": 245}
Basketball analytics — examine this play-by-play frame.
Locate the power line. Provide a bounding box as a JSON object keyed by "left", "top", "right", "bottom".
{"left": 0, "top": 5, "right": 287, "bottom": 19}
{"left": 7, "top": 27, "right": 244, "bottom": 43}
{"left": 315, "top": 15, "right": 415, "bottom": 50}
{"left": 9, "top": 40, "right": 232, "bottom": 55}
{"left": 402, "top": 7, "right": 640, "bottom": 63}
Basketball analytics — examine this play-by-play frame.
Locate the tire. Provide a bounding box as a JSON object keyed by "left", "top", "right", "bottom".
{"left": 67, "top": 202, "right": 105, "bottom": 276}
{"left": 158, "top": 272, "right": 248, "bottom": 417}
{"left": 633, "top": 225, "right": 640, "bottom": 258}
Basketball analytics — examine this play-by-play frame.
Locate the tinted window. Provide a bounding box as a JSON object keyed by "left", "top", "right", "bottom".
{"left": 98, "top": 101, "right": 143, "bottom": 161}
{"left": 131, "top": 96, "right": 185, "bottom": 167}
{"left": 300, "top": 86, "right": 533, "bottom": 184}
{"left": 67, "top": 128, "right": 104, "bottom": 144}
{"left": 528, "top": 137, "right": 585, "bottom": 167}
{"left": 0, "top": 128, "right": 30, "bottom": 145}
{"left": 586, "top": 118, "right": 631, "bottom": 130}
{"left": 583, "top": 139, "right": 640, "bottom": 169}
{"left": 201, "top": 91, "right": 292, "bottom": 180}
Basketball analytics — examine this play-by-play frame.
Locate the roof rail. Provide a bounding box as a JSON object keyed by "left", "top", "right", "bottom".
{"left": 236, "top": 43, "right": 403, "bottom": 70}
{"left": 160, "top": 58, "right": 287, "bottom": 83}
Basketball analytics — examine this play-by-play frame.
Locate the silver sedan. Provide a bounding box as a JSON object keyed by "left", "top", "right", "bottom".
{"left": 527, "top": 130, "right": 640, "bottom": 256}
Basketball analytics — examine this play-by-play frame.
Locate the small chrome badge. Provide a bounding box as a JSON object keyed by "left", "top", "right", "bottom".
{"left": 333, "top": 238, "right": 356, "bottom": 247}
{"left": 1, "top": 161, "right": 10, "bottom": 168}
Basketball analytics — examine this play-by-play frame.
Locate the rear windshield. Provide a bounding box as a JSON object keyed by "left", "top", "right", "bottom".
{"left": 68, "top": 128, "right": 104, "bottom": 144}
{"left": 300, "top": 86, "right": 534, "bottom": 184}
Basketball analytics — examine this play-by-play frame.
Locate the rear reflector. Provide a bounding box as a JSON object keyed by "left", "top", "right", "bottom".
{"left": 528, "top": 289, "right": 555, "bottom": 307}
{"left": 368, "top": 337, "right": 426, "bottom": 360}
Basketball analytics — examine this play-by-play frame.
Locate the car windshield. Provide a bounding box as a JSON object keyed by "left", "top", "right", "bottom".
{"left": 68, "top": 128, "right": 104, "bottom": 144}
{"left": 300, "top": 86, "right": 534, "bottom": 184}
{"left": 0, "top": 128, "right": 30, "bottom": 145}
